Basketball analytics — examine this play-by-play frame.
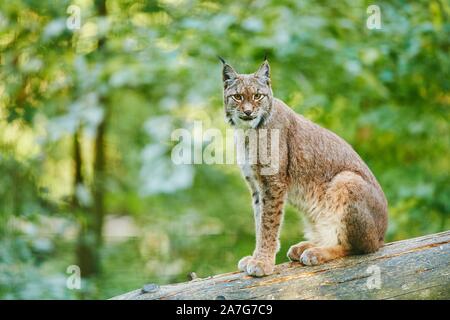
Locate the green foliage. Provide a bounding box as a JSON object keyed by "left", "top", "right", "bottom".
{"left": 0, "top": 0, "right": 449, "bottom": 299}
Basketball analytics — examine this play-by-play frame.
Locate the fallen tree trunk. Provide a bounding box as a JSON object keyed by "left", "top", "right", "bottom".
{"left": 112, "top": 230, "right": 450, "bottom": 300}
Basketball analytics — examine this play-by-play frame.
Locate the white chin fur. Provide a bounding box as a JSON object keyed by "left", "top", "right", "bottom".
{"left": 233, "top": 115, "right": 262, "bottom": 129}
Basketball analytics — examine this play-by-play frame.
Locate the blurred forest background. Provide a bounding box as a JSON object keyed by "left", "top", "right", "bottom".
{"left": 0, "top": 0, "right": 449, "bottom": 299}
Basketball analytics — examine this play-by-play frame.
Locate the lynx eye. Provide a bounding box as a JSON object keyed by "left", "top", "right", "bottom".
{"left": 231, "top": 94, "right": 243, "bottom": 102}
{"left": 253, "top": 93, "right": 263, "bottom": 101}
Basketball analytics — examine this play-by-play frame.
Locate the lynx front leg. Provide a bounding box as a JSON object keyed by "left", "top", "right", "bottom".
{"left": 238, "top": 176, "right": 261, "bottom": 273}
{"left": 242, "top": 181, "right": 287, "bottom": 277}
{"left": 247, "top": 177, "right": 262, "bottom": 239}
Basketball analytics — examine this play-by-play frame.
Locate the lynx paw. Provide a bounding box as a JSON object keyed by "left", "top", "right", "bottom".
{"left": 238, "top": 256, "right": 274, "bottom": 277}
{"left": 237, "top": 256, "right": 253, "bottom": 272}
{"left": 287, "top": 241, "right": 314, "bottom": 261}
{"left": 300, "top": 248, "right": 326, "bottom": 266}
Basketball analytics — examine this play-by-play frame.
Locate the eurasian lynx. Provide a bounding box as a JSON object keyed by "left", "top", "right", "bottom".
{"left": 221, "top": 57, "right": 388, "bottom": 277}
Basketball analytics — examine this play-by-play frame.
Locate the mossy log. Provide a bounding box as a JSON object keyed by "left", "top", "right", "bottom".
{"left": 112, "top": 230, "right": 450, "bottom": 300}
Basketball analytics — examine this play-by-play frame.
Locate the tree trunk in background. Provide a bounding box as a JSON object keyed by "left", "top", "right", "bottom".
{"left": 74, "top": 111, "right": 109, "bottom": 279}
{"left": 74, "top": 0, "right": 109, "bottom": 279}
{"left": 90, "top": 0, "right": 109, "bottom": 271}
{"left": 74, "top": 129, "right": 99, "bottom": 277}
{"left": 93, "top": 107, "right": 108, "bottom": 250}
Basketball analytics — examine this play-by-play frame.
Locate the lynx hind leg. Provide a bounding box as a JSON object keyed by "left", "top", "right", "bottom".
{"left": 342, "top": 202, "right": 381, "bottom": 254}
{"left": 300, "top": 172, "right": 384, "bottom": 266}
{"left": 329, "top": 171, "right": 383, "bottom": 254}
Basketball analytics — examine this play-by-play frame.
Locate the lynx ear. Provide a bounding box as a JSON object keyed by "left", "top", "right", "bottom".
{"left": 255, "top": 59, "right": 270, "bottom": 81}
{"left": 219, "top": 56, "right": 238, "bottom": 85}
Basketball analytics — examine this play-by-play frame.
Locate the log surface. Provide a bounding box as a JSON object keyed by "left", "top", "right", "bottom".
{"left": 112, "top": 230, "right": 450, "bottom": 300}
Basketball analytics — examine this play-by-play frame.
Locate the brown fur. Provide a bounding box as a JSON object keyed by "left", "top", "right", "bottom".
{"left": 221, "top": 59, "right": 388, "bottom": 277}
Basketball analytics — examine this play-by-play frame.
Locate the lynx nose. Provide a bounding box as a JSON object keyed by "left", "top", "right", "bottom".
{"left": 244, "top": 109, "right": 252, "bottom": 116}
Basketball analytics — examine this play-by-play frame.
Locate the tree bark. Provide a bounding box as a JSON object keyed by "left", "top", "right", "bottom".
{"left": 92, "top": 109, "right": 107, "bottom": 249}
{"left": 92, "top": 0, "right": 108, "bottom": 250}
{"left": 74, "top": 0, "right": 109, "bottom": 278}
{"left": 111, "top": 231, "right": 450, "bottom": 300}
{"left": 73, "top": 129, "right": 99, "bottom": 277}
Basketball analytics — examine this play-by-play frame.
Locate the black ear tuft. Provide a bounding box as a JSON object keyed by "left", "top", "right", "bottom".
{"left": 218, "top": 56, "right": 226, "bottom": 64}
{"left": 263, "top": 52, "right": 268, "bottom": 62}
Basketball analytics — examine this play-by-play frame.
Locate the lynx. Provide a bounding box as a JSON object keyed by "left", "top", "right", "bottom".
{"left": 220, "top": 57, "right": 388, "bottom": 277}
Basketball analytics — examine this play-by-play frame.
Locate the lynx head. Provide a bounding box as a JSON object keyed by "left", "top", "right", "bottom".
{"left": 220, "top": 57, "right": 273, "bottom": 128}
